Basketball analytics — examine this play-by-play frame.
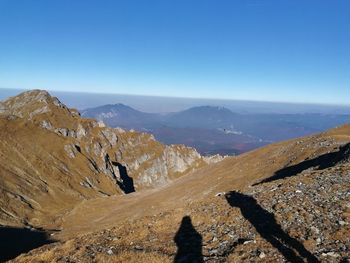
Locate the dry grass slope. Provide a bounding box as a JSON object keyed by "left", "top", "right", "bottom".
{"left": 0, "top": 90, "right": 213, "bottom": 230}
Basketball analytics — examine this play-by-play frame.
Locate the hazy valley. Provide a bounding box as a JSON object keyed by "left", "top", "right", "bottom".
{"left": 81, "top": 102, "right": 350, "bottom": 156}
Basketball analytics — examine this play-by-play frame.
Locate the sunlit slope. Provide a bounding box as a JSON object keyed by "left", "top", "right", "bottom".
{"left": 0, "top": 90, "right": 212, "bottom": 228}
{"left": 12, "top": 124, "right": 350, "bottom": 262}
{"left": 52, "top": 123, "right": 350, "bottom": 239}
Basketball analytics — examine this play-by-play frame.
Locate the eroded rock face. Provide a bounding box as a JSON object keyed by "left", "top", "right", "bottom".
{"left": 64, "top": 144, "right": 78, "bottom": 159}
{"left": 0, "top": 90, "right": 70, "bottom": 118}
{"left": 29, "top": 105, "right": 50, "bottom": 119}
{"left": 0, "top": 90, "right": 219, "bottom": 227}
{"left": 100, "top": 129, "right": 118, "bottom": 147}
{"left": 40, "top": 120, "right": 53, "bottom": 130}
{"left": 203, "top": 154, "right": 227, "bottom": 164}
{"left": 140, "top": 157, "right": 170, "bottom": 186}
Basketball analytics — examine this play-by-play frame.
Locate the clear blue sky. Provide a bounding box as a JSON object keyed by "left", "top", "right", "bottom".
{"left": 0, "top": 0, "right": 349, "bottom": 105}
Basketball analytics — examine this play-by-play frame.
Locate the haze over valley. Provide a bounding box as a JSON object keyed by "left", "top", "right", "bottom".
{"left": 2, "top": 88, "right": 350, "bottom": 156}
{"left": 81, "top": 102, "right": 350, "bottom": 155}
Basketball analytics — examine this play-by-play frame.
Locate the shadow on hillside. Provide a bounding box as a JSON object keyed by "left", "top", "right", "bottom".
{"left": 225, "top": 191, "right": 319, "bottom": 263}
{"left": 0, "top": 226, "right": 55, "bottom": 262}
{"left": 112, "top": 161, "right": 135, "bottom": 194}
{"left": 174, "top": 216, "right": 203, "bottom": 263}
{"left": 254, "top": 142, "right": 350, "bottom": 185}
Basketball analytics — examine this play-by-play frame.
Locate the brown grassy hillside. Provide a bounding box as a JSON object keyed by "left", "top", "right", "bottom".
{"left": 9, "top": 122, "right": 350, "bottom": 262}
{"left": 0, "top": 90, "right": 215, "bottom": 229}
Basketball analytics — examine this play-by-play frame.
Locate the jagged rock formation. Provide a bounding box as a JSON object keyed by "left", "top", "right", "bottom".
{"left": 0, "top": 90, "right": 219, "bottom": 228}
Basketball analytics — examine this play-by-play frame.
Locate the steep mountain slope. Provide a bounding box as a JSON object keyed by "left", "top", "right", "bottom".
{"left": 9, "top": 124, "right": 350, "bottom": 262}
{"left": 0, "top": 90, "right": 216, "bottom": 229}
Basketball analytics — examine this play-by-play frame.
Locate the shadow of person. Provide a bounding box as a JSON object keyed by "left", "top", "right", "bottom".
{"left": 0, "top": 226, "right": 55, "bottom": 262}
{"left": 254, "top": 142, "right": 350, "bottom": 185}
{"left": 225, "top": 191, "right": 319, "bottom": 263}
{"left": 174, "top": 216, "right": 204, "bottom": 263}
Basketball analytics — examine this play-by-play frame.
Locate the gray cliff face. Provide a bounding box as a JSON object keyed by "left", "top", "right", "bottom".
{"left": 69, "top": 120, "right": 221, "bottom": 190}
{"left": 0, "top": 90, "right": 227, "bottom": 227}
{"left": 0, "top": 90, "right": 224, "bottom": 193}
{"left": 165, "top": 145, "right": 202, "bottom": 172}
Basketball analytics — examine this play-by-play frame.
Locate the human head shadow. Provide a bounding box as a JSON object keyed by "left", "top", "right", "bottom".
{"left": 225, "top": 191, "right": 320, "bottom": 263}
{"left": 0, "top": 226, "right": 55, "bottom": 262}
{"left": 112, "top": 161, "right": 135, "bottom": 194}
{"left": 254, "top": 142, "right": 350, "bottom": 185}
{"left": 174, "top": 216, "right": 203, "bottom": 263}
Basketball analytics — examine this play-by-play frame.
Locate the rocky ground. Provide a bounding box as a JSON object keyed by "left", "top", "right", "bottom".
{"left": 12, "top": 158, "right": 350, "bottom": 262}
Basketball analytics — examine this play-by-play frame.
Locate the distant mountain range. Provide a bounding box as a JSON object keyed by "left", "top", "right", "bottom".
{"left": 82, "top": 104, "right": 350, "bottom": 155}
{"left": 81, "top": 103, "right": 161, "bottom": 129}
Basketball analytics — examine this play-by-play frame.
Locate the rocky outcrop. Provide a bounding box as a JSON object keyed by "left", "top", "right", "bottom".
{"left": 0, "top": 90, "right": 221, "bottom": 228}
{"left": 203, "top": 154, "right": 227, "bottom": 164}
{"left": 0, "top": 90, "right": 70, "bottom": 119}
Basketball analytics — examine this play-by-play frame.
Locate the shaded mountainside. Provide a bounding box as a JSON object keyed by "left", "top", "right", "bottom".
{"left": 9, "top": 123, "right": 350, "bottom": 262}
{"left": 0, "top": 90, "right": 220, "bottom": 230}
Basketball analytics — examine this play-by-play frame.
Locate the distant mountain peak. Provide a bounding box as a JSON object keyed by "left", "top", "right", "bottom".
{"left": 179, "top": 105, "right": 236, "bottom": 115}
{"left": 186, "top": 105, "right": 231, "bottom": 111}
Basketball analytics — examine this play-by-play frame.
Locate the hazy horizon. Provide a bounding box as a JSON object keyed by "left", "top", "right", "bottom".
{"left": 1, "top": 88, "right": 350, "bottom": 115}
{"left": 1, "top": 1, "right": 349, "bottom": 105}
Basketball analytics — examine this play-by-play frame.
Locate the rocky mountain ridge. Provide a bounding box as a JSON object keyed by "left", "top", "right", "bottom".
{"left": 0, "top": 90, "right": 221, "bottom": 229}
